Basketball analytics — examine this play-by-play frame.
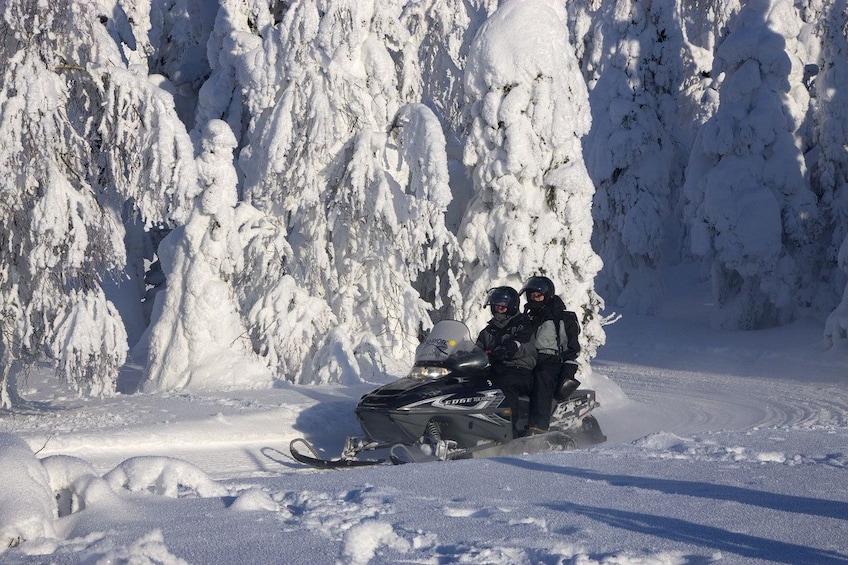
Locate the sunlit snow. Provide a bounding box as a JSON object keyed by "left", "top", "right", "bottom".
{"left": 1, "top": 266, "right": 846, "bottom": 564}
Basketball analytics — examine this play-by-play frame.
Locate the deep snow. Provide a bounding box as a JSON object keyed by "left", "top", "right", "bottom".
{"left": 0, "top": 265, "right": 846, "bottom": 565}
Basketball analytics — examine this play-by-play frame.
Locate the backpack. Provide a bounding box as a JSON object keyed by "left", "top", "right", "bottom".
{"left": 546, "top": 296, "right": 581, "bottom": 362}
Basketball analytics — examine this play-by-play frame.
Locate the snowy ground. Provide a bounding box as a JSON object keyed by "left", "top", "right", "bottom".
{"left": 1, "top": 266, "right": 847, "bottom": 565}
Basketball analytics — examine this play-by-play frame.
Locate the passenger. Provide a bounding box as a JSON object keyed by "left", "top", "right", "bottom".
{"left": 519, "top": 276, "right": 582, "bottom": 435}
{"left": 475, "top": 286, "right": 536, "bottom": 437}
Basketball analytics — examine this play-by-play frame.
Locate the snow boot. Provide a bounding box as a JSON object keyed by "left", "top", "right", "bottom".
{"left": 555, "top": 378, "right": 580, "bottom": 401}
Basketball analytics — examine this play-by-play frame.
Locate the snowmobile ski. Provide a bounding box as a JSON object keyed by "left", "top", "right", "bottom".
{"left": 289, "top": 438, "right": 385, "bottom": 469}
{"left": 389, "top": 438, "right": 502, "bottom": 464}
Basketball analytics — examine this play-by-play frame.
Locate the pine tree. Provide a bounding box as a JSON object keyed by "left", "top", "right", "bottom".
{"left": 583, "top": 0, "right": 686, "bottom": 313}
{"left": 236, "top": 1, "right": 458, "bottom": 382}
{"left": 0, "top": 0, "right": 199, "bottom": 406}
{"left": 408, "top": 0, "right": 498, "bottom": 145}
{"left": 682, "top": 0, "right": 818, "bottom": 329}
{"left": 458, "top": 0, "right": 605, "bottom": 366}
{"left": 145, "top": 120, "right": 273, "bottom": 391}
{"left": 666, "top": 0, "right": 744, "bottom": 267}
{"left": 818, "top": 0, "right": 848, "bottom": 346}
{"left": 405, "top": 0, "right": 497, "bottom": 241}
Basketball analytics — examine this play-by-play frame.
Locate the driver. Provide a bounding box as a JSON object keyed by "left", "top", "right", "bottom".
{"left": 475, "top": 286, "right": 537, "bottom": 437}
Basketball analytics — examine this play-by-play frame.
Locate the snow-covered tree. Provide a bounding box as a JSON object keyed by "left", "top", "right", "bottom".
{"left": 458, "top": 0, "right": 605, "bottom": 367}
{"left": 0, "top": 0, "right": 198, "bottom": 406}
{"left": 653, "top": 0, "right": 743, "bottom": 270}
{"left": 145, "top": 120, "right": 272, "bottom": 391}
{"left": 143, "top": 0, "right": 218, "bottom": 129}
{"left": 683, "top": 0, "right": 819, "bottom": 330}
{"left": 583, "top": 0, "right": 686, "bottom": 314}
{"left": 826, "top": 274, "right": 848, "bottom": 348}
{"left": 818, "top": 0, "right": 848, "bottom": 347}
{"left": 674, "top": 0, "right": 744, "bottom": 117}
{"left": 563, "top": 0, "right": 603, "bottom": 84}
{"left": 403, "top": 0, "right": 497, "bottom": 230}
{"left": 813, "top": 0, "right": 848, "bottom": 265}
{"left": 235, "top": 216, "right": 338, "bottom": 384}
{"left": 3, "top": 0, "right": 847, "bottom": 400}
{"left": 235, "top": 1, "right": 458, "bottom": 382}
{"left": 193, "top": 0, "right": 278, "bottom": 146}
{"left": 407, "top": 0, "right": 496, "bottom": 139}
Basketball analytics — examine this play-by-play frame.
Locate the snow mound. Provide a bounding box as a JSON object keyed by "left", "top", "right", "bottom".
{"left": 229, "top": 487, "right": 281, "bottom": 513}
{"left": 0, "top": 433, "right": 56, "bottom": 551}
{"left": 103, "top": 456, "right": 229, "bottom": 498}
{"left": 341, "top": 521, "right": 410, "bottom": 565}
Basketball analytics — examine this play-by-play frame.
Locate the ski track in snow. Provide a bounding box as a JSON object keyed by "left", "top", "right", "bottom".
{"left": 590, "top": 307, "right": 847, "bottom": 448}
{"left": 599, "top": 360, "right": 847, "bottom": 436}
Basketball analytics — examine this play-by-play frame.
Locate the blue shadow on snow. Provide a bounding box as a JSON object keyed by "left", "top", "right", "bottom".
{"left": 499, "top": 458, "right": 848, "bottom": 565}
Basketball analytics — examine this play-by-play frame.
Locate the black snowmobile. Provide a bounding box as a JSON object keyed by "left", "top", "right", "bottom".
{"left": 289, "top": 320, "right": 605, "bottom": 469}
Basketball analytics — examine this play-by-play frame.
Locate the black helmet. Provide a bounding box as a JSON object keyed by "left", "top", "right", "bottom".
{"left": 484, "top": 286, "right": 520, "bottom": 316}
{"left": 520, "top": 276, "right": 555, "bottom": 301}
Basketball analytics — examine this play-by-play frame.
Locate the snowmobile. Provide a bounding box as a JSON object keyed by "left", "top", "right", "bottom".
{"left": 289, "top": 319, "right": 605, "bottom": 469}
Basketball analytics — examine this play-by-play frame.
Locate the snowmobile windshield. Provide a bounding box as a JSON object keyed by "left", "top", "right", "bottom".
{"left": 410, "top": 320, "right": 488, "bottom": 378}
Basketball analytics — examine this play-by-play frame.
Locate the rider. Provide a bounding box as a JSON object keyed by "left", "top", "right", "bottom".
{"left": 475, "top": 286, "right": 536, "bottom": 436}
{"left": 520, "top": 276, "right": 581, "bottom": 435}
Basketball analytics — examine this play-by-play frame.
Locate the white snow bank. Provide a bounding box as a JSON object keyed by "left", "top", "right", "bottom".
{"left": 104, "top": 455, "right": 229, "bottom": 498}
{"left": 229, "top": 487, "right": 282, "bottom": 513}
{"left": 0, "top": 433, "right": 56, "bottom": 551}
{"left": 41, "top": 454, "right": 124, "bottom": 517}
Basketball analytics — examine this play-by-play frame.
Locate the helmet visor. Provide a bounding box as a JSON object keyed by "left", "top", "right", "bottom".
{"left": 520, "top": 276, "right": 552, "bottom": 297}
{"left": 484, "top": 287, "right": 514, "bottom": 308}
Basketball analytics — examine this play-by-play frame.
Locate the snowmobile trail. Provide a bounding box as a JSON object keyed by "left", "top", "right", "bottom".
{"left": 594, "top": 311, "right": 847, "bottom": 444}
{"left": 599, "top": 361, "right": 844, "bottom": 438}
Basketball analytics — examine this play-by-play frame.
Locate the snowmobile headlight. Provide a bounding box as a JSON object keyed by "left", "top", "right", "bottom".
{"left": 408, "top": 366, "right": 449, "bottom": 380}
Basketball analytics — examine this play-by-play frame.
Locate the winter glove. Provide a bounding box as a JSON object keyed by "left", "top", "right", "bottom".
{"left": 502, "top": 339, "right": 519, "bottom": 358}
{"left": 487, "top": 340, "right": 518, "bottom": 363}
{"left": 487, "top": 347, "right": 507, "bottom": 363}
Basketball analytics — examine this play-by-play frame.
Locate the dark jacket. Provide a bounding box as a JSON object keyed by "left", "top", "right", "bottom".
{"left": 476, "top": 312, "right": 537, "bottom": 371}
